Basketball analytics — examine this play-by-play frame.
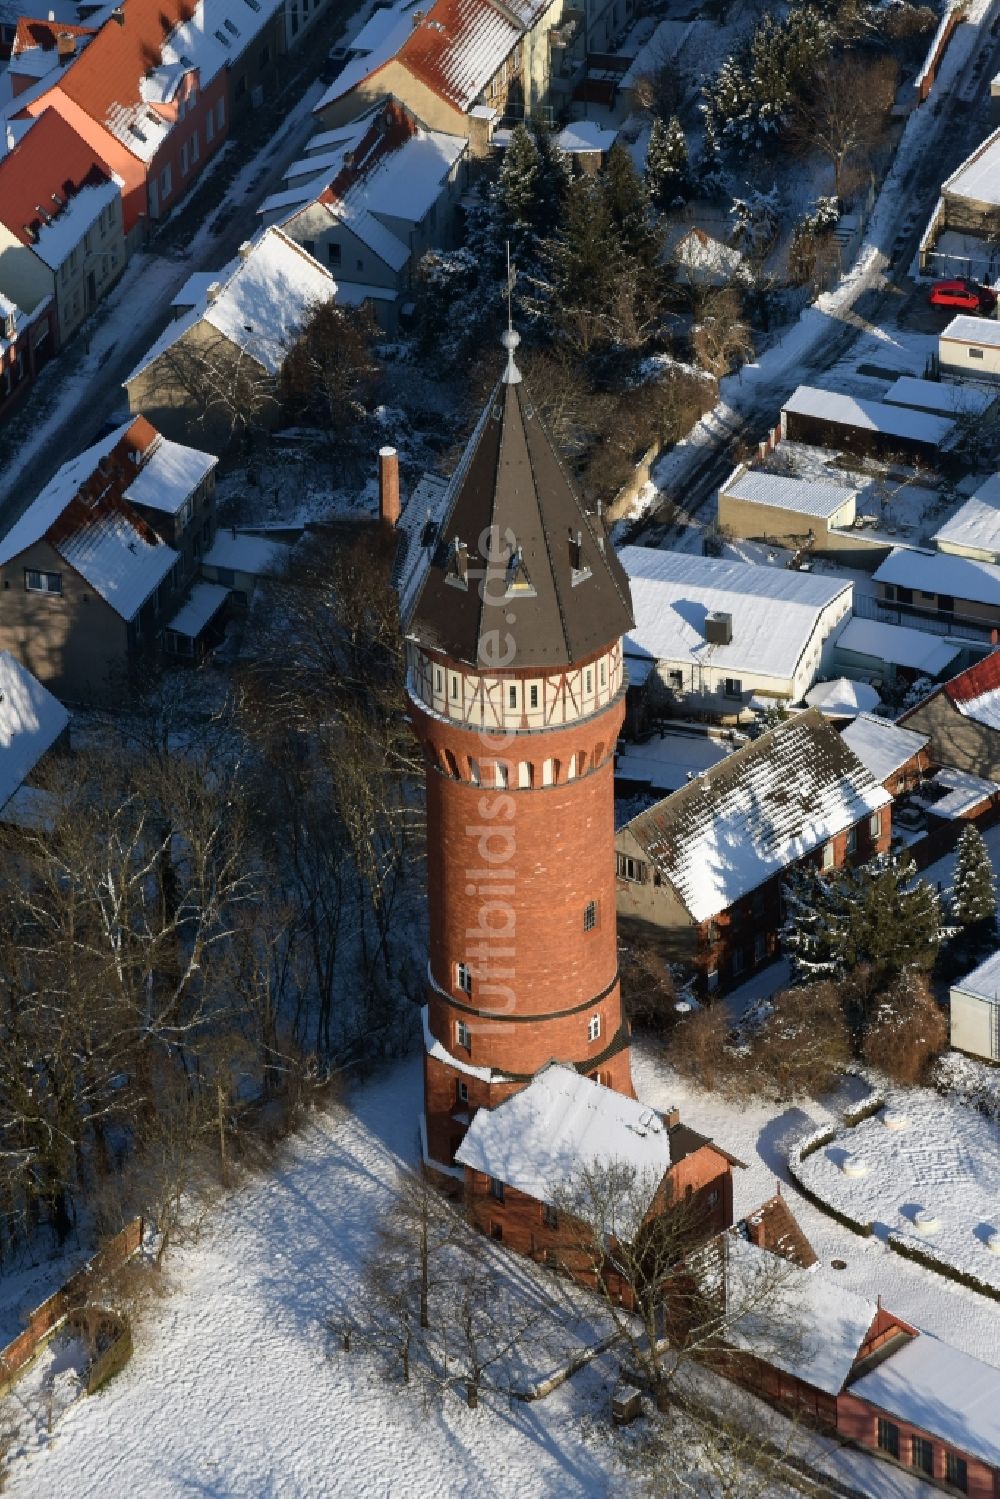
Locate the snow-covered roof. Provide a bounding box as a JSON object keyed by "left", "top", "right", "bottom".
{"left": 925, "top": 765, "right": 1000, "bottom": 819}
{"left": 124, "top": 435, "right": 217, "bottom": 515}
{"left": 803, "top": 677, "right": 880, "bottom": 718}
{"left": 170, "top": 269, "right": 229, "bottom": 311}
{"left": 0, "top": 652, "right": 69, "bottom": 813}
{"left": 394, "top": 470, "right": 451, "bottom": 622}
{"left": 315, "top": 11, "right": 415, "bottom": 109}
{"left": 874, "top": 546, "right": 1000, "bottom": 606}
{"left": 782, "top": 386, "right": 954, "bottom": 447}
{"left": 333, "top": 280, "right": 399, "bottom": 306}
{"left": 943, "top": 123, "right": 1000, "bottom": 208}
{"left": 726, "top": 1236, "right": 877, "bottom": 1397}
{"left": 325, "top": 198, "right": 409, "bottom": 270}
{"left": 29, "top": 175, "right": 121, "bottom": 272}
{"left": 938, "top": 651, "right": 1000, "bottom": 730}
{"left": 167, "top": 580, "right": 229, "bottom": 637}
{"left": 940, "top": 313, "right": 1000, "bottom": 349}
{"left": 953, "top": 948, "right": 1000, "bottom": 1005}
{"left": 841, "top": 713, "right": 928, "bottom": 783}
{"left": 127, "top": 227, "right": 336, "bottom": 380}
{"left": 555, "top": 120, "right": 616, "bottom": 154}
{"left": 455, "top": 1062, "right": 681, "bottom": 1239}
{"left": 621, "top": 708, "right": 891, "bottom": 923}
{"left": 0, "top": 421, "right": 134, "bottom": 563}
{"left": 883, "top": 376, "right": 995, "bottom": 418}
{"left": 850, "top": 1333, "right": 1000, "bottom": 1469}
{"left": 833, "top": 617, "right": 961, "bottom": 676}
{"left": 933, "top": 479, "right": 1000, "bottom": 556}
{"left": 672, "top": 227, "right": 745, "bottom": 285}
{"left": 720, "top": 467, "right": 855, "bottom": 521}
{"left": 620, "top": 547, "right": 852, "bottom": 684}
{"left": 203, "top": 531, "right": 287, "bottom": 575}
{"left": 58, "top": 504, "right": 179, "bottom": 621}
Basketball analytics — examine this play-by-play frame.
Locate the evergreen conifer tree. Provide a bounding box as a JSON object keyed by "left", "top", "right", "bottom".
{"left": 645, "top": 115, "right": 691, "bottom": 212}
{"left": 951, "top": 825, "right": 997, "bottom": 929}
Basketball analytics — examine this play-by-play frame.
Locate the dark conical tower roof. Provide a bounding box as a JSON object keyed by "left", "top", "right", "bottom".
{"left": 407, "top": 333, "right": 634, "bottom": 671}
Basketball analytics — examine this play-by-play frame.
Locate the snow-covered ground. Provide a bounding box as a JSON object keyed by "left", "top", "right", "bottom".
{"left": 795, "top": 1086, "right": 1000, "bottom": 1293}
{"left": 2, "top": 1043, "right": 990, "bottom": 1498}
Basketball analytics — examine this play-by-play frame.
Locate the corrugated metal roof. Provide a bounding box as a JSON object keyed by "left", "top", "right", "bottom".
{"left": 721, "top": 468, "right": 856, "bottom": 520}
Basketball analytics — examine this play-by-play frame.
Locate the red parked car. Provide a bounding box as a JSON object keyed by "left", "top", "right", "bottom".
{"left": 928, "top": 277, "right": 998, "bottom": 312}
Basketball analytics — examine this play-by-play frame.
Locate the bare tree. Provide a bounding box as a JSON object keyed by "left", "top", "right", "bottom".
{"left": 156, "top": 328, "right": 276, "bottom": 446}
{"left": 790, "top": 55, "right": 899, "bottom": 200}
{"left": 690, "top": 288, "right": 754, "bottom": 378}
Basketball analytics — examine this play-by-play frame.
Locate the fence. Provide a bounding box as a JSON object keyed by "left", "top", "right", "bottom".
{"left": 0, "top": 1217, "right": 143, "bottom": 1398}
{"left": 914, "top": 5, "right": 963, "bottom": 103}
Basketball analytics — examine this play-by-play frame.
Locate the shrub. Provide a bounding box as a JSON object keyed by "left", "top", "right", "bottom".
{"left": 746, "top": 981, "right": 852, "bottom": 1098}
{"left": 861, "top": 970, "right": 948, "bottom": 1085}
{"left": 668, "top": 1004, "right": 736, "bottom": 1093}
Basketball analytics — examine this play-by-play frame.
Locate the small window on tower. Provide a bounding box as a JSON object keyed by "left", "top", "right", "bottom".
{"left": 451, "top": 674, "right": 459, "bottom": 701}
{"left": 583, "top": 900, "right": 597, "bottom": 931}
{"left": 509, "top": 683, "right": 517, "bottom": 709}
{"left": 456, "top": 1080, "right": 469, "bottom": 1104}
{"left": 588, "top": 1014, "right": 601, "bottom": 1042}
{"left": 456, "top": 963, "right": 472, "bottom": 996}
{"left": 435, "top": 669, "right": 442, "bottom": 693}
{"left": 586, "top": 668, "right": 592, "bottom": 692}
{"left": 600, "top": 660, "right": 606, "bottom": 687}
{"left": 489, "top": 1177, "right": 505, "bottom": 1202}
{"left": 529, "top": 683, "right": 538, "bottom": 708}
{"left": 456, "top": 1018, "right": 471, "bottom": 1049}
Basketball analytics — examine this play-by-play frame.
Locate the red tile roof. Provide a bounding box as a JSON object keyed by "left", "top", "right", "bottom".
{"left": 395, "top": 0, "right": 521, "bottom": 112}
{"left": 944, "top": 649, "right": 1000, "bottom": 706}
{"left": 319, "top": 100, "right": 419, "bottom": 207}
{"left": 12, "top": 18, "right": 95, "bottom": 54}
{"left": 0, "top": 108, "right": 113, "bottom": 249}
{"left": 52, "top": 0, "right": 194, "bottom": 132}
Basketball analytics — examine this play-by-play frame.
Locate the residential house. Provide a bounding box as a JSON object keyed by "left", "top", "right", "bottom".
{"left": 201, "top": 529, "right": 288, "bottom": 604}
{"left": 950, "top": 950, "right": 1000, "bottom": 1062}
{"left": 722, "top": 1212, "right": 1000, "bottom": 1497}
{"left": 831, "top": 617, "right": 963, "bottom": 689}
{"left": 840, "top": 713, "right": 931, "bottom": 796}
{"left": 454, "top": 1061, "right": 739, "bottom": 1293}
{"left": 938, "top": 315, "right": 1000, "bottom": 382}
{"left": 119, "top": 414, "right": 219, "bottom": 585}
{"left": 614, "top": 708, "right": 892, "bottom": 992}
{"left": 669, "top": 226, "right": 747, "bottom": 288}
{"left": 20, "top": 0, "right": 232, "bottom": 242}
{"left": 0, "top": 108, "right": 125, "bottom": 346}
{"left": 123, "top": 226, "right": 337, "bottom": 447}
{"left": 780, "top": 386, "right": 953, "bottom": 462}
{"left": 873, "top": 547, "right": 1000, "bottom": 642}
{"left": 0, "top": 291, "right": 56, "bottom": 421}
{"left": 899, "top": 654, "right": 1000, "bottom": 782}
{"left": 0, "top": 650, "right": 70, "bottom": 827}
{"left": 0, "top": 416, "right": 220, "bottom": 701}
{"left": 716, "top": 465, "right": 859, "bottom": 553}
{"left": 619, "top": 546, "right": 853, "bottom": 722}
{"left": 313, "top": 0, "right": 564, "bottom": 151}
{"left": 933, "top": 472, "right": 1000, "bottom": 562}
{"left": 921, "top": 125, "right": 1000, "bottom": 276}
{"left": 6, "top": 19, "right": 98, "bottom": 98}
{"left": 258, "top": 98, "right": 467, "bottom": 328}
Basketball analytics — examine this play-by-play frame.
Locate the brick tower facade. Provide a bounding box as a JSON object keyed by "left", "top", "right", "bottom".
{"left": 404, "top": 331, "right": 636, "bottom": 1169}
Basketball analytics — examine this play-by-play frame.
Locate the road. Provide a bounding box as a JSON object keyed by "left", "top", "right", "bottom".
{"left": 0, "top": 0, "right": 361, "bottom": 529}
{"left": 631, "top": 4, "right": 1000, "bottom": 550}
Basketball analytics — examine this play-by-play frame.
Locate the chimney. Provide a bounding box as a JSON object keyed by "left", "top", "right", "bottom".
{"left": 5, "top": 125, "right": 14, "bottom": 152}
{"left": 705, "top": 610, "right": 733, "bottom": 646}
{"left": 111, "top": 4, "right": 125, "bottom": 23}
{"left": 748, "top": 1217, "right": 767, "bottom": 1248}
{"left": 57, "top": 32, "right": 77, "bottom": 63}
{"left": 237, "top": 240, "right": 253, "bottom": 261}
{"left": 664, "top": 1106, "right": 680, "bottom": 1130}
{"left": 205, "top": 281, "right": 222, "bottom": 303}
{"left": 378, "top": 445, "right": 400, "bottom": 527}
{"left": 411, "top": 8, "right": 425, "bottom": 25}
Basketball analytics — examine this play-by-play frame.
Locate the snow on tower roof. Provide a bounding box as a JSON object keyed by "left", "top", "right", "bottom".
{"left": 455, "top": 1063, "right": 711, "bottom": 1239}
{"left": 840, "top": 713, "right": 928, "bottom": 783}
{"left": 621, "top": 708, "right": 890, "bottom": 923}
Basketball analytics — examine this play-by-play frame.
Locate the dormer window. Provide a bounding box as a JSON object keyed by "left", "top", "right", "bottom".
{"left": 447, "top": 536, "right": 469, "bottom": 588}
{"left": 506, "top": 544, "right": 533, "bottom": 594}
{"left": 569, "top": 528, "right": 591, "bottom": 585}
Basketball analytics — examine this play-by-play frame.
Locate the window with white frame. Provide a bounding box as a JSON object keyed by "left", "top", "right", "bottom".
{"left": 587, "top": 1014, "right": 601, "bottom": 1042}
{"left": 722, "top": 677, "right": 743, "bottom": 699}
{"left": 846, "top": 826, "right": 858, "bottom": 855}
{"left": 455, "top": 1018, "right": 471, "bottom": 1049}
{"left": 869, "top": 811, "right": 881, "bottom": 838}
{"left": 529, "top": 683, "right": 538, "bottom": 708}
{"left": 542, "top": 758, "right": 554, "bottom": 786}
{"left": 456, "top": 1079, "right": 469, "bottom": 1105}
{"left": 617, "top": 853, "right": 645, "bottom": 882}
{"left": 24, "top": 569, "right": 62, "bottom": 594}
{"left": 456, "top": 962, "right": 472, "bottom": 996}
{"left": 822, "top": 840, "right": 835, "bottom": 870}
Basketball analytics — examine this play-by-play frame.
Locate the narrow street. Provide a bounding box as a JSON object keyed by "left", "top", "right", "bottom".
{"left": 0, "top": 0, "right": 363, "bottom": 528}
{"left": 633, "top": 2, "right": 1000, "bottom": 547}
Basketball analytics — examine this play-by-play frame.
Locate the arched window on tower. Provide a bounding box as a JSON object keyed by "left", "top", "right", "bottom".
{"left": 566, "top": 754, "right": 577, "bottom": 780}
{"left": 442, "top": 748, "right": 459, "bottom": 778}
{"left": 493, "top": 761, "right": 509, "bottom": 788}
{"left": 468, "top": 757, "right": 481, "bottom": 786}
{"left": 518, "top": 762, "right": 532, "bottom": 789}
{"left": 542, "top": 758, "right": 554, "bottom": 786}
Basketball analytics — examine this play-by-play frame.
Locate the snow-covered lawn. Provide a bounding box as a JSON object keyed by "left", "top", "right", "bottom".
{"left": 794, "top": 1086, "right": 1000, "bottom": 1293}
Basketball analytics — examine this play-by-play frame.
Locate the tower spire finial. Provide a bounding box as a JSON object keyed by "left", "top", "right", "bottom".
{"left": 502, "top": 241, "right": 522, "bottom": 385}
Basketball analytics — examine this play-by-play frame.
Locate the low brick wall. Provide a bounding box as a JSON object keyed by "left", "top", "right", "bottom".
{"left": 0, "top": 1218, "right": 143, "bottom": 1397}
